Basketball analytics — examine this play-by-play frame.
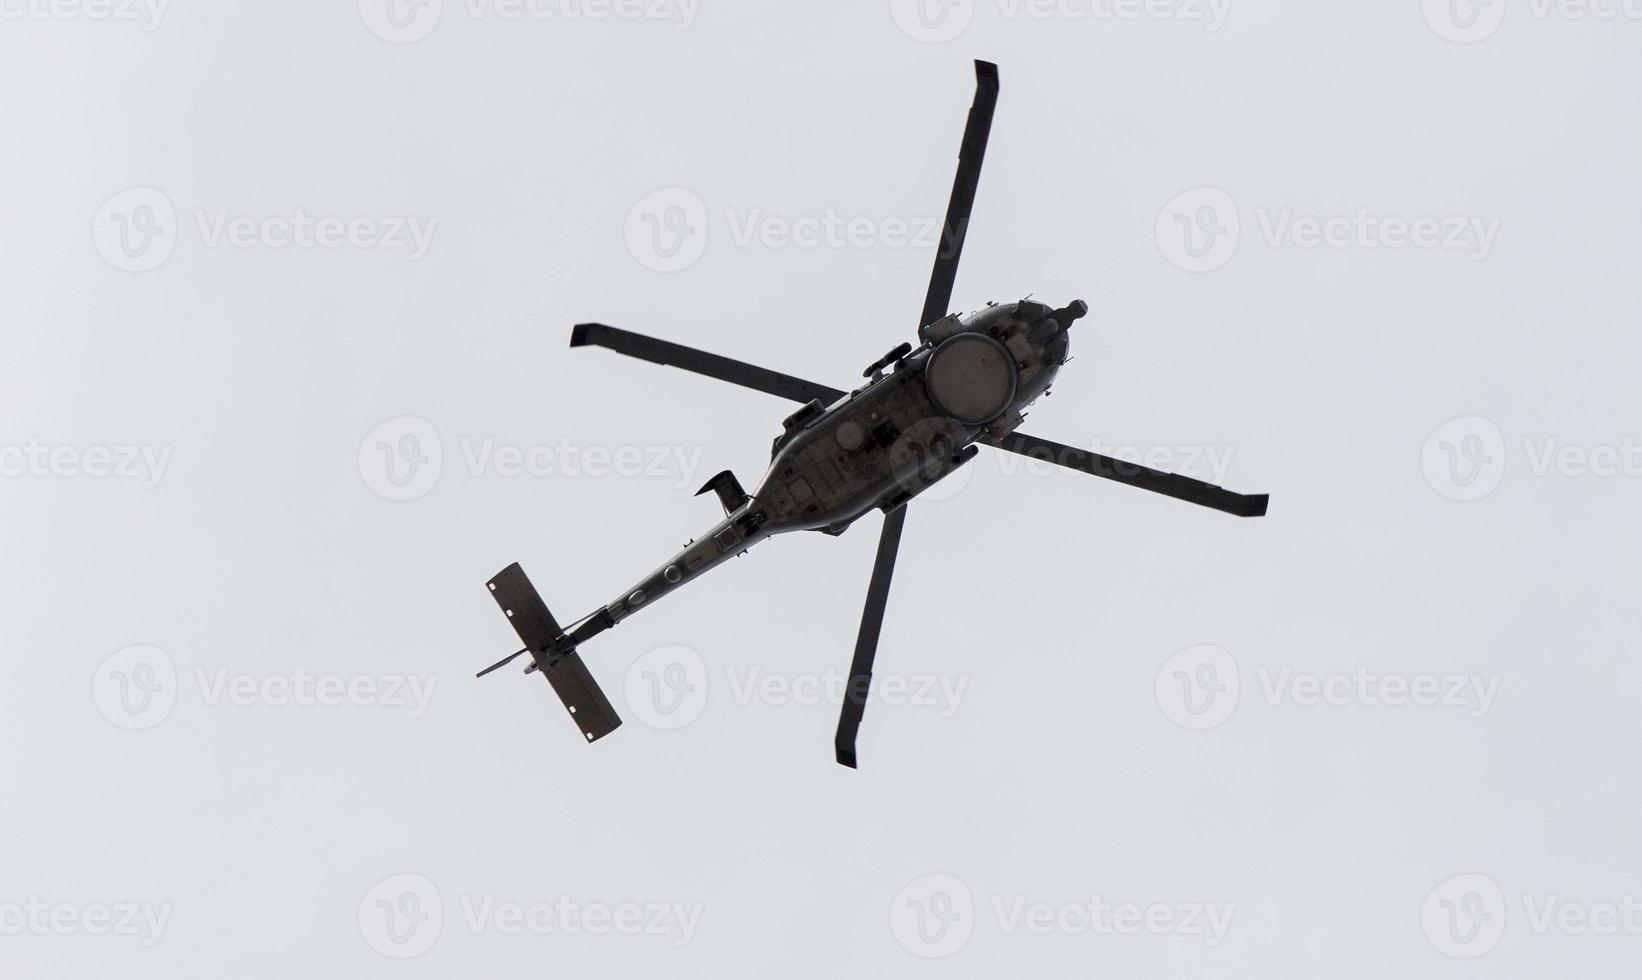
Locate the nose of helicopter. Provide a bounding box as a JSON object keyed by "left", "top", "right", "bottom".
{"left": 1026, "top": 298, "right": 1089, "bottom": 345}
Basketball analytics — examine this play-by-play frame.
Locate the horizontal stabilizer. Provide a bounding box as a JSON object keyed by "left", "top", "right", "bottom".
{"left": 485, "top": 562, "right": 623, "bottom": 743}
{"left": 487, "top": 562, "right": 563, "bottom": 653}
{"left": 541, "top": 650, "right": 622, "bottom": 742}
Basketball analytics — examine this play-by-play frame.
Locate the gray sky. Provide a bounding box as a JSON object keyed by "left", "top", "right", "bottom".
{"left": 3, "top": 0, "right": 1640, "bottom": 976}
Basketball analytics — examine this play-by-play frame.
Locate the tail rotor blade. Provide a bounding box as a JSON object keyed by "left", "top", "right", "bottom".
{"left": 835, "top": 505, "right": 910, "bottom": 768}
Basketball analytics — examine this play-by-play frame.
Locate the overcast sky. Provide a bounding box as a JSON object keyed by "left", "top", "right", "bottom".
{"left": 3, "top": 1, "right": 1640, "bottom": 976}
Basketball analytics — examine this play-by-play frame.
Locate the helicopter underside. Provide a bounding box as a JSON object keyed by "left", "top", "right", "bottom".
{"left": 479, "top": 59, "right": 1269, "bottom": 768}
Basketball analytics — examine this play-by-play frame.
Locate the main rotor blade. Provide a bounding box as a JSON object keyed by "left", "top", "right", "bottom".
{"left": 918, "top": 60, "right": 1000, "bottom": 332}
{"left": 993, "top": 432, "right": 1270, "bottom": 518}
{"left": 570, "top": 323, "right": 845, "bottom": 405}
{"left": 835, "top": 504, "right": 909, "bottom": 769}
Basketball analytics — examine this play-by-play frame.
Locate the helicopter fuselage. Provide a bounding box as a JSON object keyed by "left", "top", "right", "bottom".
{"left": 596, "top": 298, "right": 1081, "bottom": 628}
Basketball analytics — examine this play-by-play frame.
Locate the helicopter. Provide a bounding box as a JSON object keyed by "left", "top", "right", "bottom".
{"left": 480, "top": 60, "right": 1270, "bottom": 768}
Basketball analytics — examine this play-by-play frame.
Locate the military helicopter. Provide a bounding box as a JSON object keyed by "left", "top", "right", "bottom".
{"left": 480, "top": 60, "right": 1270, "bottom": 767}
